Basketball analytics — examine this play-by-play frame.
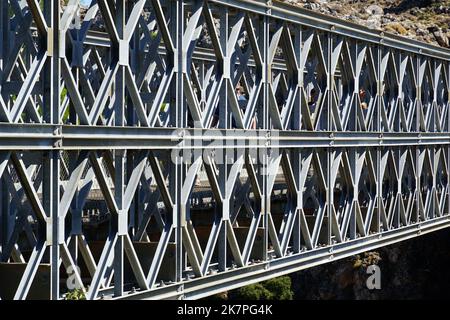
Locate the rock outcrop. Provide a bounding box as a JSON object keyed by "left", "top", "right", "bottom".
{"left": 286, "top": 0, "right": 450, "bottom": 48}
{"left": 290, "top": 228, "right": 450, "bottom": 299}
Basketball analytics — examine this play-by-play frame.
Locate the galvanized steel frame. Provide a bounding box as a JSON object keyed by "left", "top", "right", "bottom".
{"left": 0, "top": 0, "right": 449, "bottom": 300}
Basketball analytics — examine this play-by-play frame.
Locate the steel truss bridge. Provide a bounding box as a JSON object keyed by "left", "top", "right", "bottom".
{"left": 0, "top": 0, "right": 449, "bottom": 300}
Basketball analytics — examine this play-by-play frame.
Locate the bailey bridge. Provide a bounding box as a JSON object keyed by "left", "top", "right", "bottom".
{"left": 0, "top": 0, "right": 449, "bottom": 300}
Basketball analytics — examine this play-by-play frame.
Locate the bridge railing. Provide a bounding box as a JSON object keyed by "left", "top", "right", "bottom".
{"left": 0, "top": 0, "right": 449, "bottom": 300}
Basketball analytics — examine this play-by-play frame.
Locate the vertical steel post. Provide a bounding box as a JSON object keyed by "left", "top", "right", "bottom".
{"left": 447, "top": 62, "right": 450, "bottom": 216}
{"left": 42, "top": 0, "right": 61, "bottom": 300}
{"left": 218, "top": 6, "right": 228, "bottom": 271}
{"left": 113, "top": 0, "right": 126, "bottom": 298}
{"left": 326, "top": 32, "right": 332, "bottom": 245}
{"left": 0, "top": 0, "right": 7, "bottom": 258}
{"left": 376, "top": 45, "right": 382, "bottom": 232}
{"left": 261, "top": 5, "right": 270, "bottom": 261}
{"left": 171, "top": 0, "right": 186, "bottom": 284}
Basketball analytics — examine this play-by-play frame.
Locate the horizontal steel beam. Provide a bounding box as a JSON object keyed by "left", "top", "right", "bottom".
{"left": 117, "top": 216, "right": 450, "bottom": 300}
{"left": 1, "top": 124, "right": 450, "bottom": 150}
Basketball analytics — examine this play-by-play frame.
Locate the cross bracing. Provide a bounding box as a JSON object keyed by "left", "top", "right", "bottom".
{"left": 0, "top": 0, "right": 449, "bottom": 300}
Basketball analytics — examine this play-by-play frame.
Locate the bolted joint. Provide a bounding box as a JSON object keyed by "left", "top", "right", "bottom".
{"left": 119, "top": 39, "right": 129, "bottom": 66}
{"left": 118, "top": 211, "right": 128, "bottom": 235}
{"left": 58, "top": 219, "right": 65, "bottom": 244}
{"left": 47, "top": 28, "right": 54, "bottom": 57}
{"left": 181, "top": 50, "right": 188, "bottom": 74}
{"left": 298, "top": 69, "right": 303, "bottom": 88}
{"left": 223, "top": 56, "right": 231, "bottom": 79}
{"left": 46, "top": 217, "right": 53, "bottom": 246}
{"left": 354, "top": 81, "right": 359, "bottom": 94}
{"left": 222, "top": 201, "right": 230, "bottom": 220}
{"left": 59, "top": 30, "right": 66, "bottom": 59}
{"left": 178, "top": 205, "right": 187, "bottom": 228}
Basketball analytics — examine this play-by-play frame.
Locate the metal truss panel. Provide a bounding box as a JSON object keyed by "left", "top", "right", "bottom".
{"left": 0, "top": 0, "right": 448, "bottom": 300}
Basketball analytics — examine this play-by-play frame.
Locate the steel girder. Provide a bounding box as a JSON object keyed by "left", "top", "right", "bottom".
{"left": 0, "top": 0, "right": 449, "bottom": 300}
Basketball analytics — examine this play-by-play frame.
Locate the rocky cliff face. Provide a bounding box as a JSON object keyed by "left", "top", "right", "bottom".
{"left": 284, "top": 0, "right": 450, "bottom": 48}
{"left": 290, "top": 229, "right": 450, "bottom": 299}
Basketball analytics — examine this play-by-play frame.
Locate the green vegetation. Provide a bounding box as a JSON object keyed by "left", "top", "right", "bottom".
{"left": 151, "top": 30, "right": 159, "bottom": 40}
{"left": 65, "top": 288, "right": 86, "bottom": 300}
{"left": 231, "top": 276, "right": 293, "bottom": 300}
{"left": 160, "top": 102, "right": 168, "bottom": 112}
